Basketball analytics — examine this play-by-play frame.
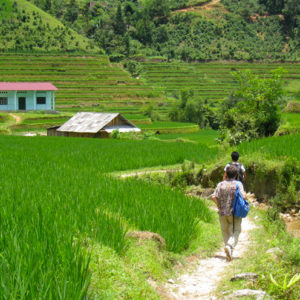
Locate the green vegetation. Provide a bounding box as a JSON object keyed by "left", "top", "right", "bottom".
{"left": 219, "top": 69, "right": 285, "bottom": 145}
{"left": 276, "top": 113, "right": 300, "bottom": 135}
{"left": 238, "top": 133, "right": 300, "bottom": 161}
{"left": 236, "top": 134, "right": 300, "bottom": 211}
{"left": 0, "top": 135, "right": 220, "bottom": 297}
{"left": 158, "top": 129, "right": 219, "bottom": 146}
{"left": 140, "top": 121, "right": 199, "bottom": 133}
{"left": 140, "top": 62, "right": 300, "bottom": 104}
{"left": 0, "top": 54, "right": 169, "bottom": 115}
{"left": 0, "top": 0, "right": 12, "bottom": 19}
{"left": 0, "top": 0, "right": 99, "bottom": 52}
{"left": 23, "top": 0, "right": 300, "bottom": 61}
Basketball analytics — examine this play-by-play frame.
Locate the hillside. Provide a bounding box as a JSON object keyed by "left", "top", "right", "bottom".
{"left": 139, "top": 61, "right": 300, "bottom": 102}
{"left": 20, "top": 0, "right": 300, "bottom": 62}
{"left": 0, "top": 0, "right": 100, "bottom": 52}
{"left": 0, "top": 53, "right": 168, "bottom": 115}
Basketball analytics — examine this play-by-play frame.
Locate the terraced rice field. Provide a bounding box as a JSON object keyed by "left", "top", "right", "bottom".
{"left": 158, "top": 129, "right": 219, "bottom": 146}
{"left": 140, "top": 62, "right": 300, "bottom": 103}
{"left": 139, "top": 121, "right": 199, "bottom": 133}
{"left": 0, "top": 135, "right": 218, "bottom": 297}
{"left": 0, "top": 54, "right": 170, "bottom": 115}
{"left": 238, "top": 133, "right": 300, "bottom": 161}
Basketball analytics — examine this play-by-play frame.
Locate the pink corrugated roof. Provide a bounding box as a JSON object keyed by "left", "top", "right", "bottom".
{"left": 0, "top": 82, "right": 58, "bottom": 91}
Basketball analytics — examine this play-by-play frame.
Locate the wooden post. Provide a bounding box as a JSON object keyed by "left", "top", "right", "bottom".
{"left": 34, "top": 91, "right": 36, "bottom": 110}
{"left": 14, "top": 91, "right": 17, "bottom": 111}
{"left": 53, "top": 91, "right": 55, "bottom": 111}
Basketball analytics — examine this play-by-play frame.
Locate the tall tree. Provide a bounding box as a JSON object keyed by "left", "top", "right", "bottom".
{"left": 44, "top": 0, "right": 51, "bottom": 11}
{"left": 259, "top": 0, "right": 285, "bottom": 14}
{"left": 64, "top": 0, "right": 79, "bottom": 23}
{"left": 114, "top": 3, "right": 126, "bottom": 35}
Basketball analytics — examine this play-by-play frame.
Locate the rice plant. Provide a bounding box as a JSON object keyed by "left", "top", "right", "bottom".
{"left": 0, "top": 135, "right": 215, "bottom": 298}
{"left": 238, "top": 134, "right": 300, "bottom": 161}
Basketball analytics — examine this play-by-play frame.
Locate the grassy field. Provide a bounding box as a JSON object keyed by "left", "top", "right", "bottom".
{"left": 0, "top": 135, "right": 220, "bottom": 298}
{"left": 238, "top": 133, "right": 300, "bottom": 161}
{"left": 157, "top": 129, "right": 219, "bottom": 146}
{"left": 140, "top": 121, "right": 199, "bottom": 133}
{"left": 281, "top": 113, "right": 300, "bottom": 127}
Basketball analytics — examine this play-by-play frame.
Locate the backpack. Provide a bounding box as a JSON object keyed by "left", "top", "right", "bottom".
{"left": 229, "top": 162, "right": 244, "bottom": 183}
{"left": 233, "top": 182, "right": 250, "bottom": 218}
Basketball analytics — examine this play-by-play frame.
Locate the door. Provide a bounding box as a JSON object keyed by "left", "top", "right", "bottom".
{"left": 18, "top": 97, "right": 26, "bottom": 110}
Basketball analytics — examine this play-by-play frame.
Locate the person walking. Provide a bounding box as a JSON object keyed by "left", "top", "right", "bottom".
{"left": 223, "top": 151, "right": 246, "bottom": 183}
{"left": 212, "top": 165, "right": 246, "bottom": 261}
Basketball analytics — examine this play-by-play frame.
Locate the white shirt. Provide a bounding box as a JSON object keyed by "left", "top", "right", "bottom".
{"left": 224, "top": 162, "right": 246, "bottom": 173}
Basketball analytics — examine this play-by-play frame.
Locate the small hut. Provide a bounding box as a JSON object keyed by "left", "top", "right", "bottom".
{"left": 47, "top": 112, "right": 141, "bottom": 138}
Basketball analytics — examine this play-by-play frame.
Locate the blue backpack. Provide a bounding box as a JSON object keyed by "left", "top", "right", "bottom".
{"left": 233, "top": 182, "right": 250, "bottom": 218}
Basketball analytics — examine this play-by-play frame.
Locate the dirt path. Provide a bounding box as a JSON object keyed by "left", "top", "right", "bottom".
{"left": 119, "top": 169, "right": 171, "bottom": 179}
{"left": 9, "top": 113, "right": 21, "bottom": 123}
{"left": 175, "top": 0, "right": 220, "bottom": 13}
{"left": 164, "top": 217, "right": 257, "bottom": 299}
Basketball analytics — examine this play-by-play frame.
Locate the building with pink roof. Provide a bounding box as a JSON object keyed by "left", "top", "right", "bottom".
{"left": 0, "top": 82, "right": 57, "bottom": 111}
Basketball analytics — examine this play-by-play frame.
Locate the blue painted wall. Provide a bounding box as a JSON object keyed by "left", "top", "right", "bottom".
{"left": 0, "top": 90, "right": 54, "bottom": 111}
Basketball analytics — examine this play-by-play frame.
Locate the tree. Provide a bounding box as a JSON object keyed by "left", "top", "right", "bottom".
{"left": 44, "top": 0, "right": 51, "bottom": 11}
{"left": 64, "top": 0, "right": 78, "bottom": 23}
{"left": 283, "top": 0, "right": 300, "bottom": 28}
{"left": 259, "top": 0, "right": 285, "bottom": 14}
{"left": 114, "top": 3, "right": 126, "bottom": 36}
{"left": 136, "top": 16, "right": 153, "bottom": 44}
{"left": 124, "top": 33, "right": 130, "bottom": 56}
{"left": 219, "top": 69, "right": 285, "bottom": 145}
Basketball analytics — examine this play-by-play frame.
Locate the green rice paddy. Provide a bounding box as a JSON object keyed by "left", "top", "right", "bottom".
{"left": 140, "top": 62, "right": 300, "bottom": 103}
{"left": 0, "top": 135, "right": 218, "bottom": 298}
{"left": 157, "top": 129, "right": 219, "bottom": 146}
{"left": 1, "top": 127, "right": 299, "bottom": 297}
{"left": 238, "top": 133, "right": 300, "bottom": 161}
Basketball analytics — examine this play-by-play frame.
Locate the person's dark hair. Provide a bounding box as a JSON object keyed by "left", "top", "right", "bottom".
{"left": 226, "top": 165, "right": 238, "bottom": 179}
{"left": 231, "top": 151, "right": 239, "bottom": 162}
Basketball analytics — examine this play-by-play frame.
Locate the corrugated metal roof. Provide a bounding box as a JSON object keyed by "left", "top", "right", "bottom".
{"left": 0, "top": 82, "right": 58, "bottom": 91}
{"left": 57, "top": 112, "right": 139, "bottom": 133}
{"left": 104, "top": 125, "right": 141, "bottom": 133}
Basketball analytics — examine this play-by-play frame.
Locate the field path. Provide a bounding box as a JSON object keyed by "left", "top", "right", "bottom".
{"left": 119, "top": 169, "right": 170, "bottom": 178}
{"left": 164, "top": 216, "right": 257, "bottom": 299}
{"left": 175, "top": 0, "right": 220, "bottom": 13}
{"left": 9, "top": 113, "right": 21, "bottom": 123}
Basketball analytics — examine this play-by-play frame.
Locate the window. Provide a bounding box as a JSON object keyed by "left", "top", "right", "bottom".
{"left": 0, "top": 97, "right": 8, "bottom": 105}
{"left": 37, "top": 97, "right": 46, "bottom": 105}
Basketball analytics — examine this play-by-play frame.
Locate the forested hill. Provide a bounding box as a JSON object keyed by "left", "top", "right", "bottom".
{"left": 1, "top": 0, "right": 299, "bottom": 61}
{"left": 0, "top": 0, "right": 100, "bottom": 52}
